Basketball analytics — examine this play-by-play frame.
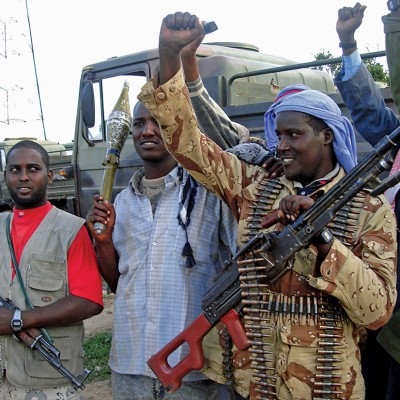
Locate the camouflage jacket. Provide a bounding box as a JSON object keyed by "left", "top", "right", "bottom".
{"left": 138, "top": 69, "right": 397, "bottom": 400}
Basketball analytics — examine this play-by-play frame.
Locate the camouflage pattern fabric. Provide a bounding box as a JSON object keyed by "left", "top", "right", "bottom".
{"left": 0, "top": 376, "right": 81, "bottom": 400}
{"left": 138, "top": 69, "right": 397, "bottom": 400}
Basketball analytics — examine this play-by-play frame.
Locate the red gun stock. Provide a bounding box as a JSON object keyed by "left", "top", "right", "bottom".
{"left": 147, "top": 259, "right": 251, "bottom": 393}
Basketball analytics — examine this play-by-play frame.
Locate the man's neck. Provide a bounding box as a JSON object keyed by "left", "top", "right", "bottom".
{"left": 294, "top": 164, "right": 340, "bottom": 190}
{"left": 143, "top": 160, "right": 177, "bottom": 179}
{"left": 13, "top": 200, "right": 51, "bottom": 211}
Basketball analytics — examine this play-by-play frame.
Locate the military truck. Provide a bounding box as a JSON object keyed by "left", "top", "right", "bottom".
{"left": 71, "top": 42, "right": 396, "bottom": 219}
{"left": 0, "top": 137, "right": 75, "bottom": 212}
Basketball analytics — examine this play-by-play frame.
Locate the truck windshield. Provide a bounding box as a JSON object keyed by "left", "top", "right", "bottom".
{"left": 0, "top": 148, "right": 5, "bottom": 172}
{"left": 88, "top": 75, "right": 147, "bottom": 142}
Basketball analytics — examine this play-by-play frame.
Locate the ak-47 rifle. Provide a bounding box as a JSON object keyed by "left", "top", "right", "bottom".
{"left": 147, "top": 125, "right": 400, "bottom": 394}
{"left": 0, "top": 297, "right": 90, "bottom": 390}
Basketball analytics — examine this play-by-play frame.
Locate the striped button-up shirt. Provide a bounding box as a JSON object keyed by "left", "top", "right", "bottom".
{"left": 109, "top": 165, "right": 238, "bottom": 380}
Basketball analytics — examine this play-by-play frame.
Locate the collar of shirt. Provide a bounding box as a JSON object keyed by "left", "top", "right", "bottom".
{"left": 11, "top": 201, "right": 53, "bottom": 273}
{"left": 129, "top": 165, "right": 182, "bottom": 194}
{"left": 12, "top": 201, "right": 52, "bottom": 220}
{"left": 293, "top": 163, "right": 340, "bottom": 195}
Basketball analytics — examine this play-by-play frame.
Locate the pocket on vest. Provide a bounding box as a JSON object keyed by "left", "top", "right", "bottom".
{"left": 24, "top": 329, "right": 84, "bottom": 379}
{"left": 27, "top": 273, "right": 65, "bottom": 306}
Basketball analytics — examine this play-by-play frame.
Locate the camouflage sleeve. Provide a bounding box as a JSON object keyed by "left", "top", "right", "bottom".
{"left": 186, "top": 76, "right": 250, "bottom": 148}
{"left": 138, "top": 68, "right": 261, "bottom": 218}
{"left": 308, "top": 195, "right": 397, "bottom": 329}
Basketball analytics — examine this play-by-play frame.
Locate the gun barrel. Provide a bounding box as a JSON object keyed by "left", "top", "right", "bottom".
{"left": 371, "top": 170, "right": 400, "bottom": 196}
{"left": 33, "top": 342, "right": 90, "bottom": 390}
{"left": 14, "top": 329, "right": 90, "bottom": 390}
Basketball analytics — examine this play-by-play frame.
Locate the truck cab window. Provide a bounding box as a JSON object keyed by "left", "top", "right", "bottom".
{"left": 0, "top": 149, "right": 5, "bottom": 172}
{"left": 87, "top": 75, "right": 147, "bottom": 142}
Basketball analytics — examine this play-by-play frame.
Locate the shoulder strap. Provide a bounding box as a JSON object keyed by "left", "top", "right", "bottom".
{"left": 6, "top": 214, "right": 33, "bottom": 309}
{"left": 5, "top": 213, "right": 53, "bottom": 343}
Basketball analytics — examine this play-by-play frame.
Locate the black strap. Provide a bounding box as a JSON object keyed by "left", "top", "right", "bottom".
{"left": 5, "top": 213, "right": 53, "bottom": 343}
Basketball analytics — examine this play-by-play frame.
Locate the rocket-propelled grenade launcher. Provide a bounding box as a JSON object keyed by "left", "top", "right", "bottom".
{"left": 94, "top": 81, "right": 132, "bottom": 235}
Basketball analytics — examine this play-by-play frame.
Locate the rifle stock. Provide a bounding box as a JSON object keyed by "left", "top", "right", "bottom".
{"left": 147, "top": 309, "right": 248, "bottom": 393}
{"left": 147, "top": 314, "right": 211, "bottom": 393}
{"left": 148, "top": 125, "right": 400, "bottom": 393}
{"left": 147, "top": 254, "right": 257, "bottom": 393}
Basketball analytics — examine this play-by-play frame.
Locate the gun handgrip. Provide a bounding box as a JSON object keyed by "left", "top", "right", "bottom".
{"left": 147, "top": 314, "right": 212, "bottom": 393}
{"left": 221, "top": 308, "right": 250, "bottom": 350}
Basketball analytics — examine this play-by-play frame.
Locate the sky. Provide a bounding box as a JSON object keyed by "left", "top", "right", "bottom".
{"left": 0, "top": 0, "right": 389, "bottom": 144}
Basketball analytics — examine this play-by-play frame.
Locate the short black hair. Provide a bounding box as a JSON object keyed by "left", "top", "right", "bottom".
{"left": 6, "top": 140, "right": 50, "bottom": 170}
{"left": 304, "top": 114, "right": 330, "bottom": 135}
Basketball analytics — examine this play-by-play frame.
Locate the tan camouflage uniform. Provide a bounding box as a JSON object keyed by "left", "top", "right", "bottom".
{"left": 0, "top": 376, "right": 81, "bottom": 400}
{"left": 138, "top": 70, "right": 397, "bottom": 400}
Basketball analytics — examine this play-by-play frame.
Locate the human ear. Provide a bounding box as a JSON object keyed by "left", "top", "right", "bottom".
{"left": 322, "top": 128, "right": 334, "bottom": 145}
{"left": 47, "top": 169, "right": 53, "bottom": 183}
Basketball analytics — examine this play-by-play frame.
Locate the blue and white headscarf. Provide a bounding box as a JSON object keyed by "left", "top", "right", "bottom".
{"left": 264, "top": 84, "right": 311, "bottom": 153}
{"left": 274, "top": 90, "right": 358, "bottom": 173}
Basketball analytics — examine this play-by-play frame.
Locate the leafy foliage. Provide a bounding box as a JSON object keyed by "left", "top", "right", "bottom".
{"left": 363, "top": 58, "right": 390, "bottom": 85}
{"left": 312, "top": 49, "right": 389, "bottom": 85}
{"left": 83, "top": 331, "right": 112, "bottom": 383}
{"left": 313, "top": 49, "right": 342, "bottom": 77}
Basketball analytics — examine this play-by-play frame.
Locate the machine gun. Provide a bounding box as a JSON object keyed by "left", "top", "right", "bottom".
{"left": 0, "top": 297, "right": 90, "bottom": 390}
{"left": 147, "top": 125, "right": 400, "bottom": 394}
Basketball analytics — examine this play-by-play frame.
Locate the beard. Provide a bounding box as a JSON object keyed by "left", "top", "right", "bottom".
{"left": 8, "top": 186, "right": 47, "bottom": 209}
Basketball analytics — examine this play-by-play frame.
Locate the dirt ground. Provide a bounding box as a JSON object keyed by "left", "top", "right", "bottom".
{"left": 82, "top": 292, "right": 114, "bottom": 400}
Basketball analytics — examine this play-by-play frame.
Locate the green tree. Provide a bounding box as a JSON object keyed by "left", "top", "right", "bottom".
{"left": 313, "top": 49, "right": 342, "bottom": 77}
{"left": 312, "top": 49, "right": 389, "bottom": 85}
{"left": 363, "top": 57, "right": 390, "bottom": 85}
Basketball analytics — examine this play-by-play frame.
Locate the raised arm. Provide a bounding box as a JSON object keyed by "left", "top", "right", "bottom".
{"left": 159, "top": 12, "right": 203, "bottom": 85}
{"left": 335, "top": 3, "right": 399, "bottom": 146}
{"left": 181, "top": 36, "right": 250, "bottom": 148}
{"left": 139, "top": 12, "right": 264, "bottom": 215}
{"left": 159, "top": 13, "right": 278, "bottom": 173}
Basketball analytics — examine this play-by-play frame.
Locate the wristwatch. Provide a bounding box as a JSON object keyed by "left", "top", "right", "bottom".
{"left": 11, "top": 309, "right": 23, "bottom": 331}
{"left": 388, "top": 0, "right": 400, "bottom": 12}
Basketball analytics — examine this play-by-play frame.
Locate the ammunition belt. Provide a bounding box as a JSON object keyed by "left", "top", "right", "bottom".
{"left": 221, "top": 326, "right": 236, "bottom": 399}
{"left": 238, "top": 176, "right": 367, "bottom": 399}
{"left": 244, "top": 176, "right": 367, "bottom": 246}
{"left": 243, "top": 178, "right": 284, "bottom": 240}
{"left": 241, "top": 290, "right": 346, "bottom": 399}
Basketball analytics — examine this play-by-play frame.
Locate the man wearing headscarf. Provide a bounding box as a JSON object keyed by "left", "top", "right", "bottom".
{"left": 137, "top": 12, "right": 397, "bottom": 400}
{"left": 274, "top": 89, "right": 358, "bottom": 173}
{"left": 264, "top": 84, "right": 311, "bottom": 153}
{"left": 264, "top": 85, "right": 358, "bottom": 173}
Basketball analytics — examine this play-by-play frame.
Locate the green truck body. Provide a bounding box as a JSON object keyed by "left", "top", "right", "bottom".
{"left": 65, "top": 43, "right": 397, "bottom": 218}
{"left": 0, "top": 137, "right": 75, "bottom": 212}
